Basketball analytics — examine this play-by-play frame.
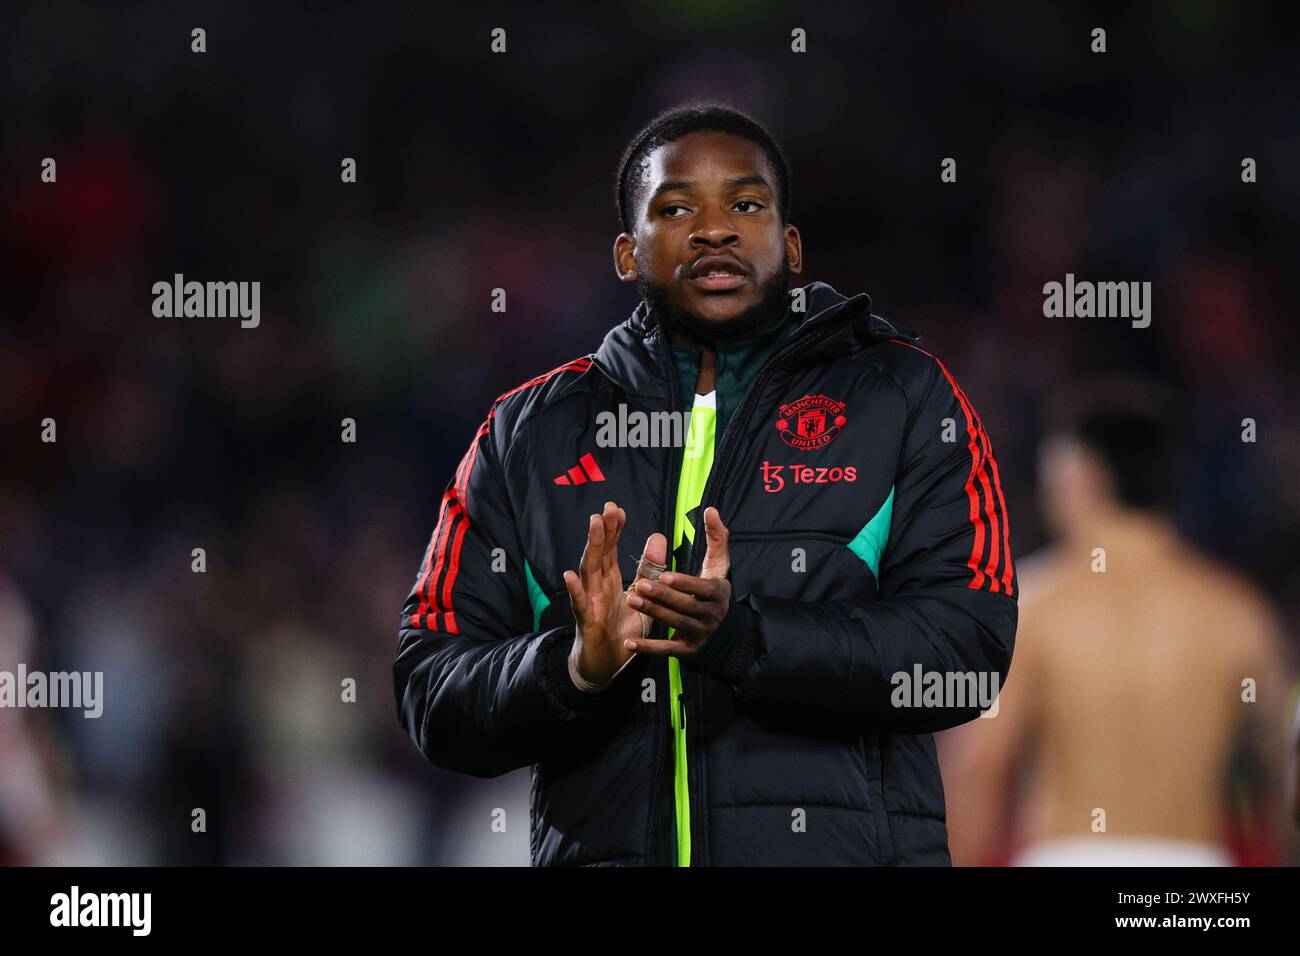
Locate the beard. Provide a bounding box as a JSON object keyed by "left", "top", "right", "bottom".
{"left": 638, "top": 255, "right": 793, "bottom": 345}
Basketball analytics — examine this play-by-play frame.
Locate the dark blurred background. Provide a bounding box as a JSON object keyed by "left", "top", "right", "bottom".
{"left": 1, "top": 2, "right": 1298, "bottom": 864}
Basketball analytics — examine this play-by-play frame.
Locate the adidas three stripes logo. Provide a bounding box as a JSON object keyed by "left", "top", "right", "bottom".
{"left": 553, "top": 452, "right": 606, "bottom": 485}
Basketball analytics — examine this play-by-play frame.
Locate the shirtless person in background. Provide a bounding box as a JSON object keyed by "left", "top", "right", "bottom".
{"left": 942, "top": 381, "right": 1296, "bottom": 865}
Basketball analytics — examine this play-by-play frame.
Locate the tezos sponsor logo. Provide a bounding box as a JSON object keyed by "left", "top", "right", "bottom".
{"left": 760, "top": 460, "right": 858, "bottom": 493}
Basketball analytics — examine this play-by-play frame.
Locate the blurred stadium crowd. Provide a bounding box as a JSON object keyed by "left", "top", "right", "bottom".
{"left": 1, "top": 4, "right": 1298, "bottom": 864}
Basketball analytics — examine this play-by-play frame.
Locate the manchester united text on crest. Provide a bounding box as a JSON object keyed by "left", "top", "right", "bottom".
{"left": 775, "top": 394, "right": 848, "bottom": 450}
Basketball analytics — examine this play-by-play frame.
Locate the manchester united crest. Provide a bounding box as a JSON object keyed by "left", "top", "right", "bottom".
{"left": 775, "top": 394, "right": 848, "bottom": 450}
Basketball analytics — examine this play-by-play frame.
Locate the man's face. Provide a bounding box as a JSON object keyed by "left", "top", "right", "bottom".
{"left": 614, "top": 130, "right": 802, "bottom": 341}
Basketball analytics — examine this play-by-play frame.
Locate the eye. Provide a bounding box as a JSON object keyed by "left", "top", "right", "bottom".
{"left": 734, "top": 200, "right": 764, "bottom": 213}
{"left": 660, "top": 204, "right": 690, "bottom": 218}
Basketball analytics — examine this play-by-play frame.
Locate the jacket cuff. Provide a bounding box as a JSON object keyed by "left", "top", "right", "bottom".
{"left": 682, "top": 592, "right": 758, "bottom": 685}
{"left": 541, "top": 627, "right": 621, "bottom": 715}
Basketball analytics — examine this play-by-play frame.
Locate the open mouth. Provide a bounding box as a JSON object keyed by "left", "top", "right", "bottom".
{"left": 687, "top": 255, "right": 748, "bottom": 292}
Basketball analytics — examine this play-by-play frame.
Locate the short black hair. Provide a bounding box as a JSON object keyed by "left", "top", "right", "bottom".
{"left": 1043, "top": 378, "right": 1180, "bottom": 511}
{"left": 614, "top": 101, "right": 791, "bottom": 234}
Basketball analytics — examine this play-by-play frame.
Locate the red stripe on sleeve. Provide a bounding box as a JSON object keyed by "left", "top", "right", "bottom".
{"left": 971, "top": 405, "right": 1014, "bottom": 595}
{"left": 948, "top": 376, "right": 1015, "bottom": 595}
{"left": 413, "top": 356, "right": 592, "bottom": 632}
{"left": 950, "top": 384, "right": 1003, "bottom": 592}
{"left": 956, "top": 385, "right": 993, "bottom": 587}
{"left": 887, "top": 340, "right": 1012, "bottom": 593}
{"left": 414, "top": 449, "right": 472, "bottom": 628}
{"left": 436, "top": 423, "right": 484, "bottom": 634}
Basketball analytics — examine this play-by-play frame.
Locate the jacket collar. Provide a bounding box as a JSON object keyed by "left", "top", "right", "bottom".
{"left": 592, "top": 280, "right": 921, "bottom": 401}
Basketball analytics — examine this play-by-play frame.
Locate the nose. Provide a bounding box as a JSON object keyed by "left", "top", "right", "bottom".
{"left": 690, "top": 204, "right": 740, "bottom": 248}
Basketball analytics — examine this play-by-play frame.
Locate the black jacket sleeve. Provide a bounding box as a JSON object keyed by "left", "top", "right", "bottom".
{"left": 686, "top": 350, "right": 1018, "bottom": 734}
{"left": 393, "top": 401, "right": 623, "bottom": 778}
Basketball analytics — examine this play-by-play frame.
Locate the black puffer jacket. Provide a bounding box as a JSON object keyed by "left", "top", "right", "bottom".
{"left": 394, "top": 281, "right": 1018, "bottom": 866}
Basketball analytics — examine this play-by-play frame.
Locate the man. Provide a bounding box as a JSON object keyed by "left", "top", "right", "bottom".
{"left": 942, "top": 381, "right": 1294, "bottom": 866}
{"left": 394, "top": 102, "right": 1018, "bottom": 866}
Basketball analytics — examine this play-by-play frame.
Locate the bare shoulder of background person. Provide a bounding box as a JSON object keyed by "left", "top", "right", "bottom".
{"left": 1178, "top": 542, "right": 1290, "bottom": 677}
{"left": 1181, "top": 543, "right": 1299, "bottom": 857}
{"left": 1008, "top": 542, "right": 1076, "bottom": 607}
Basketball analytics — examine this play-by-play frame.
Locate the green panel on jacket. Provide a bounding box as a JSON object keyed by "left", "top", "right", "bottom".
{"left": 523, "top": 559, "right": 549, "bottom": 631}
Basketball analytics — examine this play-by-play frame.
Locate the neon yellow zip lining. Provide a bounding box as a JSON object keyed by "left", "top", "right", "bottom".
{"left": 667, "top": 390, "right": 716, "bottom": 867}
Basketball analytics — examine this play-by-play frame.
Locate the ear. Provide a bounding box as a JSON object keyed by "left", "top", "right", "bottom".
{"left": 783, "top": 223, "right": 803, "bottom": 274}
{"left": 613, "top": 233, "right": 638, "bottom": 282}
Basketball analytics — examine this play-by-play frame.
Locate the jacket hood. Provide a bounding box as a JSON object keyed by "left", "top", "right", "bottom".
{"left": 592, "top": 280, "right": 921, "bottom": 400}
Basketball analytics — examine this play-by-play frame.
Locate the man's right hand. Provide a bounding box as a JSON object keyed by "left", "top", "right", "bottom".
{"left": 562, "top": 500, "right": 666, "bottom": 689}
